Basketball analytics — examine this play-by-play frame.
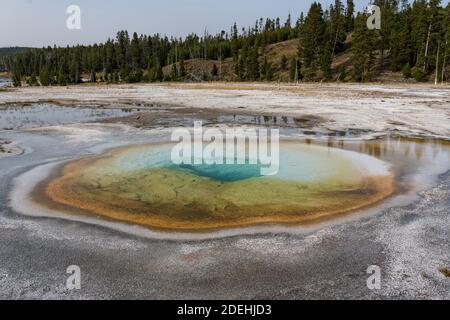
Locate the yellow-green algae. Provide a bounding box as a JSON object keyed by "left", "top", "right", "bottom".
{"left": 42, "top": 142, "right": 394, "bottom": 230}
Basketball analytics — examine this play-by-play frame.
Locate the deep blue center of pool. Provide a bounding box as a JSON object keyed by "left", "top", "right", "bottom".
{"left": 177, "top": 163, "right": 263, "bottom": 181}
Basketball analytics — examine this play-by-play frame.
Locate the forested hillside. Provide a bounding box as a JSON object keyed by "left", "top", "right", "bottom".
{"left": 6, "top": 0, "right": 450, "bottom": 86}
{"left": 0, "top": 47, "right": 30, "bottom": 72}
{"left": 0, "top": 47, "right": 30, "bottom": 59}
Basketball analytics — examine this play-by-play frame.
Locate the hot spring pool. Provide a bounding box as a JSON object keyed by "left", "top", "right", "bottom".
{"left": 38, "top": 141, "right": 394, "bottom": 230}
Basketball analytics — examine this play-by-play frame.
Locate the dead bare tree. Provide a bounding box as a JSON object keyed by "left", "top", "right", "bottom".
{"left": 435, "top": 43, "right": 440, "bottom": 85}
{"left": 442, "top": 40, "right": 448, "bottom": 84}
{"left": 424, "top": 22, "right": 432, "bottom": 73}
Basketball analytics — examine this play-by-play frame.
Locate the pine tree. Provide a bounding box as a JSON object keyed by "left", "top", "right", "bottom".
{"left": 352, "top": 13, "right": 375, "bottom": 82}
{"left": 57, "top": 68, "right": 67, "bottom": 86}
{"left": 402, "top": 63, "right": 412, "bottom": 79}
{"left": 373, "top": 0, "right": 398, "bottom": 72}
{"left": 236, "top": 55, "right": 245, "bottom": 80}
{"left": 130, "top": 32, "right": 141, "bottom": 68}
{"left": 330, "top": 0, "right": 347, "bottom": 56}
{"left": 12, "top": 71, "right": 21, "bottom": 87}
{"left": 155, "top": 63, "right": 163, "bottom": 82}
{"left": 442, "top": 3, "right": 450, "bottom": 82}
{"left": 261, "top": 57, "right": 273, "bottom": 81}
{"left": 414, "top": 0, "right": 442, "bottom": 74}
{"left": 299, "top": 2, "right": 328, "bottom": 80}
{"left": 171, "top": 63, "right": 178, "bottom": 80}
{"left": 246, "top": 46, "right": 260, "bottom": 81}
{"left": 231, "top": 23, "right": 240, "bottom": 60}
{"left": 39, "top": 66, "right": 51, "bottom": 86}
{"left": 320, "top": 40, "right": 333, "bottom": 80}
{"left": 112, "top": 70, "right": 119, "bottom": 83}
{"left": 345, "top": 0, "right": 355, "bottom": 32}
{"left": 390, "top": 4, "right": 413, "bottom": 71}
{"left": 90, "top": 70, "right": 96, "bottom": 83}
{"left": 411, "top": 0, "right": 430, "bottom": 71}
{"left": 179, "top": 59, "right": 186, "bottom": 78}
{"left": 211, "top": 64, "right": 219, "bottom": 79}
{"left": 427, "top": 0, "right": 443, "bottom": 73}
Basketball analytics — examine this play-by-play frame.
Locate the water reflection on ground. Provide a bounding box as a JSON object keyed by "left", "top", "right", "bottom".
{"left": 0, "top": 104, "right": 138, "bottom": 130}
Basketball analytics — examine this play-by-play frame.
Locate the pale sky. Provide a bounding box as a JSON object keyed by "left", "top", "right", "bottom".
{"left": 1, "top": 0, "right": 448, "bottom": 47}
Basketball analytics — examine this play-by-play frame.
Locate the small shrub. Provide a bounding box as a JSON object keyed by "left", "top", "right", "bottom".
{"left": 412, "top": 67, "right": 426, "bottom": 82}
{"left": 402, "top": 63, "right": 411, "bottom": 79}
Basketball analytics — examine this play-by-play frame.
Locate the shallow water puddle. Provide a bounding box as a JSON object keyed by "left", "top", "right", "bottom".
{"left": 0, "top": 104, "right": 137, "bottom": 130}
{"left": 0, "top": 77, "right": 10, "bottom": 87}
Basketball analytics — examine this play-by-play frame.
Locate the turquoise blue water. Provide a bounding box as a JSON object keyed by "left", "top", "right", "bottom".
{"left": 114, "top": 142, "right": 382, "bottom": 184}
{"left": 178, "top": 163, "right": 263, "bottom": 181}
{"left": 118, "top": 145, "right": 263, "bottom": 181}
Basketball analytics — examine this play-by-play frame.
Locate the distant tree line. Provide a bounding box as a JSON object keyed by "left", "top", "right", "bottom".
{"left": 6, "top": 0, "right": 450, "bottom": 86}
{"left": 0, "top": 47, "right": 31, "bottom": 72}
